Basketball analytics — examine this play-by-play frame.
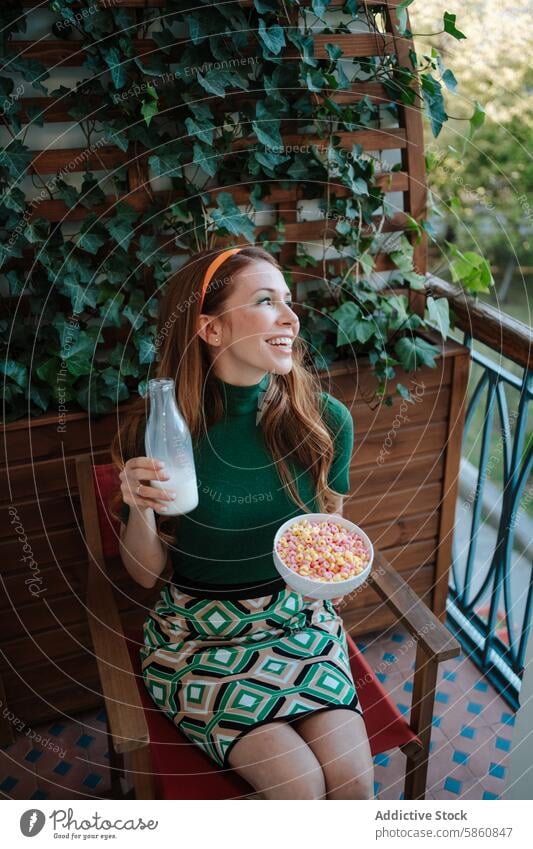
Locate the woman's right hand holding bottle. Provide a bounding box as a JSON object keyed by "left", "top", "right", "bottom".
{"left": 120, "top": 457, "right": 177, "bottom": 513}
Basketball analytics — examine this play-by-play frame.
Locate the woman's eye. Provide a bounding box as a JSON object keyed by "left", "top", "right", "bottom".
{"left": 258, "top": 298, "right": 293, "bottom": 307}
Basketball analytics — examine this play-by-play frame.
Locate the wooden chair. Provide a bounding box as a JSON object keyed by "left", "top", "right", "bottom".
{"left": 75, "top": 454, "right": 460, "bottom": 800}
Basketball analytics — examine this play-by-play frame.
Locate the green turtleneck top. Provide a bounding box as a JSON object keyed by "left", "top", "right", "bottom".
{"left": 120, "top": 372, "right": 354, "bottom": 592}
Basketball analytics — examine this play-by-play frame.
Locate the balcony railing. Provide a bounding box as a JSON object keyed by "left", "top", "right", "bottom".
{"left": 427, "top": 276, "right": 532, "bottom": 710}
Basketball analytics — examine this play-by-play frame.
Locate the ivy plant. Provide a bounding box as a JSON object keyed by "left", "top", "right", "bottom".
{"left": 0, "top": 0, "right": 476, "bottom": 421}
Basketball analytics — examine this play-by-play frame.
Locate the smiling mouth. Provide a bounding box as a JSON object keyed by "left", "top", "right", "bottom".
{"left": 265, "top": 339, "right": 294, "bottom": 352}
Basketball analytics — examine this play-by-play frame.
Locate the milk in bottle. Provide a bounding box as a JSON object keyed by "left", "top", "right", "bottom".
{"left": 144, "top": 378, "right": 199, "bottom": 515}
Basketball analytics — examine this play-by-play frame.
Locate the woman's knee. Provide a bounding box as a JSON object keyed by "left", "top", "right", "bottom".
{"left": 227, "top": 722, "right": 327, "bottom": 800}
{"left": 325, "top": 763, "right": 375, "bottom": 800}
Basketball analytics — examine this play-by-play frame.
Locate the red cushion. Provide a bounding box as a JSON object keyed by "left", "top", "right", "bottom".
{"left": 123, "top": 627, "right": 421, "bottom": 799}
{"left": 92, "top": 463, "right": 122, "bottom": 561}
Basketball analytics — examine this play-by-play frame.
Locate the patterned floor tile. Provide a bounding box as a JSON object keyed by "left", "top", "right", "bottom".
{"left": 0, "top": 624, "right": 515, "bottom": 800}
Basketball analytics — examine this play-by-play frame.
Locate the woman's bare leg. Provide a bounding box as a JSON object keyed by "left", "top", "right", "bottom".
{"left": 227, "top": 721, "right": 327, "bottom": 800}
{"left": 292, "top": 709, "right": 375, "bottom": 799}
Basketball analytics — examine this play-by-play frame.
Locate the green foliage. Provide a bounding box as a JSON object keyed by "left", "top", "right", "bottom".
{"left": 0, "top": 0, "right": 470, "bottom": 421}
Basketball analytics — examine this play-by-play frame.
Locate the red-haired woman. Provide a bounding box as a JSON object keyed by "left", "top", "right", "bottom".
{"left": 111, "top": 246, "right": 374, "bottom": 800}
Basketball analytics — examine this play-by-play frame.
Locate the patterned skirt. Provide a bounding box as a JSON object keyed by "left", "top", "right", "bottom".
{"left": 139, "top": 575, "right": 362, "bottom": 769}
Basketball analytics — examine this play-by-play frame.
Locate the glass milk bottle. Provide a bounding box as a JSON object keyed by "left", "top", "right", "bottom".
{"left": 144, "top": 378, "right": 199, "bottom": 516}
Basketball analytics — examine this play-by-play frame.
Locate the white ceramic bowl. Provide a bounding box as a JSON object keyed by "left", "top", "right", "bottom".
{"left": 273, "top": 513, "right": 374, "bottom": 600}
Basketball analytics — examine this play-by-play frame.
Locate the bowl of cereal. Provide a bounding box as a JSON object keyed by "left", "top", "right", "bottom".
{"left": 273, "top": 513, "right": 373, "bottom": 600}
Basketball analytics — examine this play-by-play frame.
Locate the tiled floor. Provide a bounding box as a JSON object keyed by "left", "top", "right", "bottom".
{"left": 0, "top": 624, "right": 514, "bottom": 800}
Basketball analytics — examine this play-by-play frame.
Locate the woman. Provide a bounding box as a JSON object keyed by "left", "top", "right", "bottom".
{"left": 111, "top": 245, "right": 374, "bottom": 800}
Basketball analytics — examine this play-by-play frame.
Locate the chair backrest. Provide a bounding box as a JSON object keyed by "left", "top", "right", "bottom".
{"left": 91, "top": 462, "right": 122, "bottom": 561}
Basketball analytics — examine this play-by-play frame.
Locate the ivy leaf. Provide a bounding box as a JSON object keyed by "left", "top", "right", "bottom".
{"left": 185, "top": 110, "right": 215, "bottom": 146}
{"left": 390, "top": 235, "right": 415, "bottom": 273}
{"left": 105, "top": 47, "right": 128, "bottom": 90}
{"left": 0, "top": 359, "right": 28, "bottom": 389}
{"left": 197, "top": 68, "right": 248, "bottom": 97}
{"left": 252, "top": 99, "right": 283, "bottom": 148}
{"left": 56, "top": 179, "right": 79, "bottom": 208}
{"left": 325, "top": 43, "right": 343, "bottom": 62}
{"left": 426, "top": 296, "right": 450, "bottom": 339}
{"left": 396, "top": 383, "right": 411, "bottom": 401}
{"left": 23, "top": 218, "right": 49, "bottom": 244}
{"left": 443, "top": 12, "right": 466, "bottom": 40}
{"left": 468, "top": 101, "right": 485, "bottom": 139}
{"left": 394, "top": 336, "right": 439, "bottom": 371}
{"left": 421, "top": 73, "right": 447, "bottom": 137}
{"left": 135, "top": 233, "right": 159, "bottom": 267}
{"left": 192, "top": 142, "right": 217, "bottom": 177}
{"left": 396, "top": 0, "right": 415, "bottom": 36}
{"left": 79, "top": 174, "right": 107, "bottom": 208}
{"left": 0, "top": 140, "right": 32, "bottom": 180}
{"left": 74, "top": 231, "right": 104, "bottom": 255}
{"left": 312, "top": 0, "right": 332, "bottom": 16}
{"left": 137, "top": 334, "right": 156, "bottom": 365}
{"left": 107, "top": 202, "right": 138, "bottom": 252}
{"left": 441, "top": 69, "right": 458, "bottom": 92}
{"left": 148, "top": 142, "right": 183, "bottom": 178}
{"left": 258, "top": 20, "right": 286, "bottom": 55}
{"left": 331, "top": 301, "right": 375, "bottom": 347}
{"left": 141, "top": 83, "right": 158, "bottom": 126}
{"left": 1, "top": 186, "right": 26, "bottom": 214}
{"left": 211, "top": 192, "right": 256, "bottom": 241}
{"left": 446, "top": 243, "right": 494, "bottom": 293}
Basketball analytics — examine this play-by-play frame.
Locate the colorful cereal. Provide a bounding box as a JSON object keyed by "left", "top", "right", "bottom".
{"left": 276, "top": 518, "right": 370, "bottom": 582}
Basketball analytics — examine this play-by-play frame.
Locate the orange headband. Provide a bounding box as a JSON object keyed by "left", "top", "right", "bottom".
{"left": 198, "top": 247, "right": 243, "bottom": 312}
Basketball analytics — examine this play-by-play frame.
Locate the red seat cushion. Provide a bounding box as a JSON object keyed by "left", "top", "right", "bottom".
{"left": 92, "top": 463, "right": 123, "bottom": 561}
{"left": 123, "top": 627, "right": 421, "bottom": 799}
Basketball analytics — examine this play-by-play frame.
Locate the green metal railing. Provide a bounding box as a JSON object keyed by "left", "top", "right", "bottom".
{"left": 440, "top": 304, "right": 532, "bottom": 710}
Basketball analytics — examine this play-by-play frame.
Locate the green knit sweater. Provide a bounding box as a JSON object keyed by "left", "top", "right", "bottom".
{"left": 120, "top": 372, "right": 354, "bottom": 589}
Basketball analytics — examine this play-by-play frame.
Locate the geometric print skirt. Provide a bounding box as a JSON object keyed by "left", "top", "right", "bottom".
{"left": 139, "top": 580, "right": 363, "bottom": 769}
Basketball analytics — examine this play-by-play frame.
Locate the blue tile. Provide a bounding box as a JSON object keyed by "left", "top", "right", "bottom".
{"left": 436, "top": 691, "right": 449, "bottom": 704}
{"left": 373, "top": 753, "right": 390, "bottom": 767}
{"left": 396, "top": 703, "right": 409, "bottom": 716}
{"left": 444, "top": 777, "right": 462, "bottom": 794}
{"left": 474, "top": 680, "right": 488, "bottom": 692}
{"left": 83, "top": 773, "right": 102, "bottom": 789}
{"left": 383, "top": 652, "right": 397, "bottom": 663}
{"left": 53, "top": 761, "right": 72, "bottom": 776}
{"left": 467, "top": 701, "right": 483, "bottom": 715}
{"left": 501, "top": 712, "right": 515, "bottom": 726}
{"left": 96, "top": 709, "right": 107, "bottom": 723}
{"left": 399, "top": 791, "right": 405, "bottom": 800}
{"left": 403, "top": 681, "right": 413, "bottom": 693}
{"left": 356, "top": 642, "right": 367, "bottom": 654}
{"left": 391, "top": 633, "right": 405, "bottom": 643}
{"left": 432, "top": 716, "right": 442, "bottom": 728}
{"left": 376, "top": 672, "right": 388, "bottom": 683}
{"left": 443, "top": 670, "right": 457, "bottom": 682}
{"left": 31, "top": 789, "right": 49, "bottom": 800}
{"left": 453, "top": 750, "right": 469, "bottom": 765}
{"left": 374, "top": 781, "right": 381, "bottom": 795}
{"left": 429, "top": 742, "right": 434, "bottom": 753}
{"left": 489, "top": 763, "right": 506, "bottom": 780}
{"left": 48, "top": 723, "right": 65, "bottom": 737}
{"left": 483, "top": 791, "right": 499, "bottom": 800}
{"left": 0, "top": 776, "right": 18, "bottom": 793}
{"left": 76, "top": 734, "right": 95, "bottom": 749}
{"left": 495, "top": 737, "right": 511, "bottom": 752}
{"left": 460, "top": 725, "right": 476, "bottom": 739}
{"left": 25, "top": 749, "right": 43, "bottom": 763}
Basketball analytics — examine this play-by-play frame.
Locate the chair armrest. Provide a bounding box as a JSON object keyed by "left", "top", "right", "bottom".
{"left": 75, "top": 453, "right": 149, "bottom": 756}
{"left": 86, "top": 566, "right": 150, "bottom": 755}
{"left": 366, "top": 551, "right": 460, "bottom": 663}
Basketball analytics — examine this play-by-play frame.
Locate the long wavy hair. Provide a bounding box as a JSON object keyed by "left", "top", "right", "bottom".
{"left": 110, "top": 245, "right": 343, "bottom": 546}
